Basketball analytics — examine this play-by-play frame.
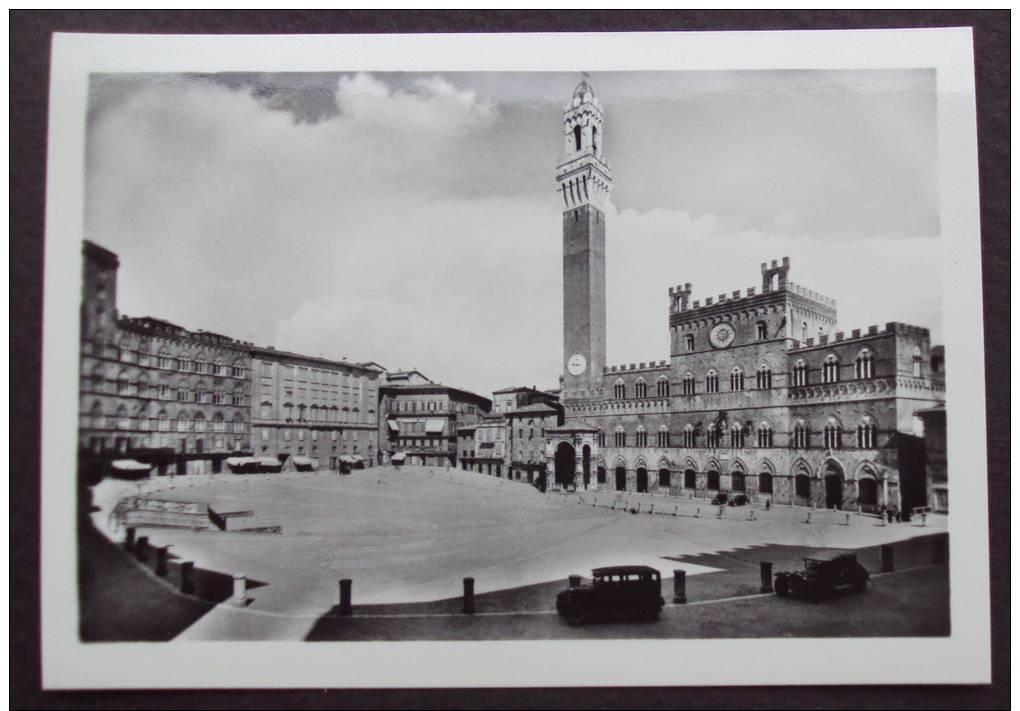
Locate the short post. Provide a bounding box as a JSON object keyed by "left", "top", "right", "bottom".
{"left": 568, "top": 574, "right": 581, "bottom": 588}
{"left": 749, "top": 509, "right": 756, "bottom": 521}
{"left": 695, "top": 507, "right": 700, "bottom": 518}
{"left": 717, "top": 505, "right": 724, "bottom": 519}
{"left": 578, "top": 496, "right": 583, "bottom": 504}
{"left": 880, "top": 544, "right": 894, "bottom": 573}
{"left": 180, "top": 561, "right": 195, "bottom": 594}
{"left": 844, "top": 513, "right": 850, "bottom": 526}
{"left": 674, "top": 505, "right": 679, "bottom": 517}
{"left": 155, "top": 546, "right": 169, "bottom": 577}
{"left": 338, "top": 578, "right": 353, "bottom": 615}
{"left": 232, "top": 573, "right": 247, "bottom": 606}
{"left": 805, "top": 512, "right": 812, "bottom": 524}
{"left": 636, "top": 502, "right": 641, "bottom": 514}
{"left": 932, "top": 536, "right": 948, "bottom": 564}
{"left": 462, "top": 577, "right": 475, "bottom": 614}
{"left": 673, "top": 569, "right": 687, "bottom": 604}
{"left": 759, "top": 561, "right": 773, "bottom": 593}
{"left": 124, "top": 527, "right": 136, "bottom": 552}
{"left": 649, "top": 503, "right": 654, "bottom": 515}
{"left": 134, "top": 535, "right": 149, "bottom": 562}
{"left": 920, "top": 511, "right": 928, "bottom": 527}
{"left": 611, "top": 500, "right": 616, "bottom": 510}
{"left": 592, "top": 498, "right": 597, "bottom": 507}
{"left": 879, "top": 512, "right": 886, "bottom": 527}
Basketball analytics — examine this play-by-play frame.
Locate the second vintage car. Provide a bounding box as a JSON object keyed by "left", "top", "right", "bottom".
{"left": 556, "top": 565, "right": 665, "bottom": 626}
{"left": 774, "top": 551, "right": 870, "bottom": 601}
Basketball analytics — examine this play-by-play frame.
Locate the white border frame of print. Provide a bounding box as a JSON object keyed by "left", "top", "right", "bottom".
{"left": 42, "top": 29, "right": 987, "bottom": 689}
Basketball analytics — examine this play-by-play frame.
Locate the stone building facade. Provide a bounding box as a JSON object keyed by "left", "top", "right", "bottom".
{"left": 380, "top": 382, "right": 491, "bottom": 467}
{"left": 547, "top": 80, "right": 945, "bottom": 513}
{"left": 250, "top": 346, "right": 383, "bottom": 470}
{"left": 78, "top": 241, "right": 253, "bottom": 478}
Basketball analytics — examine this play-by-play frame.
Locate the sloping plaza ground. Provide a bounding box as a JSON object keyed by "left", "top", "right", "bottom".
{"left": 85, "top": 465, "right": 948, "bottom": 641}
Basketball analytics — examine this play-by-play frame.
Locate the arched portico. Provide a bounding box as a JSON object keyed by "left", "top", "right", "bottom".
{"left": 544, "top": 423, "right": 600, "bottom": 491}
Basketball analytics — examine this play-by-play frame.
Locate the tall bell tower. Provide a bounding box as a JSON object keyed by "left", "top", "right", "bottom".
{"left": 557, "top": 76, "right": 611, "bottom": 401}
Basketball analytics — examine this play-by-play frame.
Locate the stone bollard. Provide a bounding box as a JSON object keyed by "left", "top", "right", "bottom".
{"left": 124, "top": 527, "right": 136, "bottom": 552}
{"left": 695, "top": 507, "right": 700, "bottom": 518}
{"left": 134, "top": 536, "right": 149, "bottom": 562}
{"left": 674, "top": 505, "right": 679, "bottom": 517}
{"left": 339, "top": 579, "right": 353, "bottom": 615}
{"left": 649, "top": 503, "right": 654, "bottom": 515}
{"left": 673, "top": 569, "right": 687, "bottom": 604}
{"left": 880, "top": 544, "right": 894, "bottom": 573}
{"left": 636, "top": 502, "right": 641, "bottom": 514}
{"left": 932, "top": 536, "right": 948, "bottom": 564}
{"left": 920, "top": 512, "right": 928, "bottom": 527}
{"left": 463, "top": 577, "right": 475, "bottom": 614}
{"left": 180, "top": 561, "right": 195, "bottom": 594}
{"left": 232, "top": 573, "right": 247, "bottom": 606}
{"left": 759, "top": 561, "right": 773, "bottom": 593}
{"left": 749, "top": 510, "right": 756, "bottom": 521}
{"left": 578, "top": 496, "right": 583, "bottom": 504}
{"left": 568, "top": 574, "right": 581, "bottom": 588}
{"left": 593, "top": 498, "right": 597, "bottom": 507}
{"left": 611, "top": 500, "right": 616, "bottom": 510}
{"left": 717, "top": 505, "right": 724, "bottom": 519}
{"left": 879, "top": 513, "right": 887, "bottom": 527}
{"left": 805, "top": 512, "right": 812, "bottom": 524}
{"left": 155, "top": 546, "right": 169, "bottom": 577}
{"left": 845, "top": 513, "right": 851, "bottom": 526}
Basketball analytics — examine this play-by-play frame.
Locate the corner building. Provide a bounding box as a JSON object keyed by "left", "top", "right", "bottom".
{"left": 547, "top": 80, "right": 945, "bottom": 513}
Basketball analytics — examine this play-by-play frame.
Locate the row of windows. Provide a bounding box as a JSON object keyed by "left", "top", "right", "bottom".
{"left": 89, "top": 377, "right": 251, "bottom": 406}
{"left": 115, "top": 349, "right": 248, "bottom": 377}
{"left": 681, "top": 321, "right": 771, "bottom": 352}
{"left": 388, "top": 400, "right": 480, "bottom": 415}
{"left": 615, "top": 351, "right": 884, "bottom": 400}
{"left": 596, "top": 419, "right": 878, "bottom": 450}
{"left": 259, "top": 402, "right": 363, "bottom": 423}
{"left": 84, "top": 410, "right": 246, "bottom": 433}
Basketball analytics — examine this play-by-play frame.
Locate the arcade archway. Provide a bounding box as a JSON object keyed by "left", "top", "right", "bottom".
{"left": 823, "top": 459, "right": 844, "bottom": 509}
{"left": 554, "top": 442, "right": 576, "bottom": 487}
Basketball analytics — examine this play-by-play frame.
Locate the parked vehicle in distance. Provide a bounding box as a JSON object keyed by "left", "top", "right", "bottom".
{"left": 774, "top": 552, "right": 870, "bottom": 601}
{"left": 727, "top": 494, "right": 749, "bottom": 506}
{"left": 556, "top": 566, "right": 665, "bottom": 626}
{"left": 710, "top": 492, "right": 729, "bottom": 505}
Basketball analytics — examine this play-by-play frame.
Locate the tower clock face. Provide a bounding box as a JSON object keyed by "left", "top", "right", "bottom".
{"left": 709, "top": 322, "right": 737, "bottom": 349}
{"left": 567, "top": 353, "right": 588, "bottom": 376}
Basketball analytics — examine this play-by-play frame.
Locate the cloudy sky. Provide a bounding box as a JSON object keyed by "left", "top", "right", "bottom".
{"left": 85, "top": 69, "right": 942, "bottom": 396}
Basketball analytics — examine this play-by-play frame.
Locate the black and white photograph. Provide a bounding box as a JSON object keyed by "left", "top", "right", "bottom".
{"left": 25, "top": 24, "right": 997, "bottom": 693}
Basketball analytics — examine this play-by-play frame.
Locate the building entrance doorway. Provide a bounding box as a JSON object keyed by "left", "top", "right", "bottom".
{"left": 554, "top": 442, "right": 576, "bottom": 488}
{"left": 582, "top": 444, "right": 591, "bottom": 488}
{"left": 636, "top": 467, "right": 648, "bottom": 493}
{"left": 823, "top": 460, "right": 844, "bottom": 509}
{"left": 615, "top": 466, "right": 627, "bottom": 491}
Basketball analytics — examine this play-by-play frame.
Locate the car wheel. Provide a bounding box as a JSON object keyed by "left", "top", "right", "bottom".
{"left": 774, "top": 577, "right": 789, "bottom": 597}
{"left": 564, "top": 604, "right": 587, "bottom": 626}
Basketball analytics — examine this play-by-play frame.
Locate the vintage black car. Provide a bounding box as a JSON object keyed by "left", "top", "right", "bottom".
{"left": 727, "top": 494, "right": 749, "bottom": 506}
{"left": 556, "top": 566, "right": 665, "bottom": 625}
{"left": 710, "top": 492, "right": 729, "bottom": 505}
{"left": 774, "top": 551, "right": 870, "bottom": 601}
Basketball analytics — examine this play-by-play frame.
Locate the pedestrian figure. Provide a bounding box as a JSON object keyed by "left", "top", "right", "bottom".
{"left": 765, "top": 499, "right": 771, "bottom": 512}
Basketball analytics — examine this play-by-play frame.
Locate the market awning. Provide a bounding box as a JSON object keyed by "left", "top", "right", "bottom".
{"left": 425, "top": 419, "right": 445, "bottom": 433}
{"left": 339, "top": 455, "right": 358, "bottom": 464}
{"left": 225, "top": 456, "right": 259, "bottom": 467}
{"left": 257, "top": 456, "right": 282, "bottom": 467}
{"left": 111, "top": 459, "right": 153, "bottom": 472}
{"left": 387, "top": 421, "right": 399, "bottom": 431}
{"left": 390, "top": 452, "right": 407, "bottom": 462}
{"left": 292, "top": 455, "right": 315, "bottom": 466}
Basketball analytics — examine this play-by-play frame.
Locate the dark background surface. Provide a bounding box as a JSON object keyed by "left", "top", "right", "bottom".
{"left": 10, "top": 10, "right": 1009, "bottom": 710}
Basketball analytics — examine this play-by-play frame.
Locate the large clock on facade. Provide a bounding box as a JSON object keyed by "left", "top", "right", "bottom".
{"left": 567, "top": 353, "right": 588, "bottom": 376}
{"left": 709, "top": 322, "right": 737, "bottom": 349}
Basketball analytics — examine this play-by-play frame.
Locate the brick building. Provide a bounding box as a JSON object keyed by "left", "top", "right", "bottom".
{"left": 78, "top": 241, "right": 253, "bottom": 479}
{"left": 547, "top": 79, "right": 945, "bottom": 513}
{"left": 250, "top": 347, "right": 383, "bottom": 471}
{"left": 380, "top": 381, "right": 491, "bottom": 467}
{"left": 916, "top": 404, "right": 947, "bottom": 512}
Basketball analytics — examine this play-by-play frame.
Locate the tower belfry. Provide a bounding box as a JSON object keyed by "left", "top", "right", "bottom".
{"left": 557, "top": 77, "right": 611, "bottom": 400}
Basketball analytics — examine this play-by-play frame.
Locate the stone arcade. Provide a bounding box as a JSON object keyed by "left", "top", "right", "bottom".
{"left": 545, "top": 79, "right": 945, "bottom": 513}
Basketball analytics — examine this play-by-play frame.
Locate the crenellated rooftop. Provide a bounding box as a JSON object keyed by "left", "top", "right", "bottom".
{"left": 790, "top": 321, "right": 930, "bottom": 351}
{"left": 602, "top": 360, "right": 670, "bottom": 374}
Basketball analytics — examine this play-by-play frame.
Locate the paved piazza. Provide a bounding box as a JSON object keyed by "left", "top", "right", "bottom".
{"left": 92, "top": 466, "right": 947, "bottom": 640}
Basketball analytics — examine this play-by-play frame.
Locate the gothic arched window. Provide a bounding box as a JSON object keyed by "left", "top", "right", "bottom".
{"left": 685, "top": 334, "right": 695, "bottom": 352}
{"left": 706, "top": 422, "right": 721, "bottom": 448}
{"left": 706, "top": 370, "right": 719, "bottom": 394}
{"left": 823, "top": 417, "right": 842, "bottom": 450}
{"left": 757, "top": 422, "right": 774, "bottom": 448}
{"left": 857, "top": 416, "right": 878, "bottom": 449}
{"left": 912, "top": 346, "right": 923, "bottom": 377}
{"left": 657, "top": 426, "right": 670, "bottom": 448}
{"left": 614, "top": 426, "right": 626, "bottom": 448}
{"left": 822, "top": 354, "right": 840, "bottom": 384}
{"left": 756, "top": 320, "right": 767, "bottom": 340}
{"left": 573, "top": 125, "right": 582, "bottom": 151}
{"left": 613, "top": 379, "right": 626, "bottom": 399}
{"left": 682, "top": 373, "right": 696, "bottom": 395}
{"left": 793, "top": 419, "right": 809, "bottom": 449}
{"left": 730, "top": 367, "right": 744, "bottom": 391}
{"left": 729, "top": 422, "right": 745, "bottom": 448}
{"left": 635, "top": 426, "right": 648, "bottom": 447}
{"left": 657, "top": 377, "right": 669, "bottom": 398}
{"left": 757, "top": 364, "right": 773, "bottom": 390}
{"left": 792, "top": 359, "right": 808, "bottom": 387}
{"left": 683, "top": 424, "right": 695, "bottom": 448}
{"left": 855, "top": 348, "right": 875, "bottom": 379}
{"left": 635, "top": 379, "right": 648, "bottom": 399}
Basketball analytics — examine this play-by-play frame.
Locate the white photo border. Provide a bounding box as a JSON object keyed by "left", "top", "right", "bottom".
{"left": 42, "top": 28, "right": 989, "bottom": 689}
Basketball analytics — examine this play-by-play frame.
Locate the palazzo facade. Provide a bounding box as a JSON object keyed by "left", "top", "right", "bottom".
{"left": 547, "top": 79, "right": 945, "bottom": 513}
